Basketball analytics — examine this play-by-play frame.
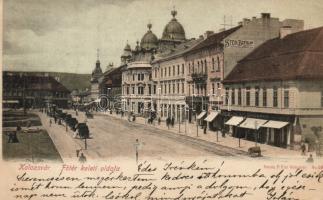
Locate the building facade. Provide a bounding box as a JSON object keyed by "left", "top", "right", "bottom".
{"left": 222, "top": 27, "right": 323, "bottom": 151}
{"left": 3, "top": 71, "right": 71, "bottom": 108}
{"left": 121, "top": 9, "right": 188, "bottom": 116}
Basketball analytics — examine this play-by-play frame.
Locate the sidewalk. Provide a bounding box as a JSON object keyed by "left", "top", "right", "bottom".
{"left": 98, "top": 111, "right": 302, "bottom": 159}
{"left": 37, "top": 112, "right": 90, "bottom": 162}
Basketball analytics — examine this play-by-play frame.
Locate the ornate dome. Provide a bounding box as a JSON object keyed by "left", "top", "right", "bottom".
{"left": 140, "top": 23, "right": 158, "bottom": 50}
{"left": 124, "top": 42, "right": 131, "bottom": 51}
{"left": 162, "top": 9, "right": 186, "bottom": 41}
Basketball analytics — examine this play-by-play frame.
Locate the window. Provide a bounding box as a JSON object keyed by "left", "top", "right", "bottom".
{"left": 169, "top": 84, "right": 171, "bottom": 94}
{"left": 161, "top": 85, "right": 163, "bottom": 94}
{"left": 173, "top": 66, "right": 175, "bottom": 76}
{"left": 201, "top": 60, "right": 204, "bottom": 73}
{"left": 263, "top": 88, "right": 267, "bottom": 107}
{"left": 137, "top": 74, "right": 140, "bottom": 81}
{"left": 273, "top": 87, "right": 278, "bottom": 107}
{"left": 238, "top": 88, "right": 242, "bottom": 105}
{"left": 189, "top": 63, "right": 191, "bottom": 73}
{"left": 177, "top": 65, "right": 180, "bottom": 75}
{"left": 153, "top": 85, "right": 156, "bottom": 94}
{"left": 217, "top": 56, "right": 220, "bottom": 71}
{"left": 192, "top": 62, "right": 195, "bottom": 73}
{"left": 284, "top": 89, "right": 289, "bottom": 108}
{"left": 182, "top": 82, "right": 184, "bottom": 94}
{"left": 161, "top": 68, "right": 163, "bottom": 78}
{"left": 231, "top": 89, "right": 235, "bottom": 105}
{"left": 173, "top": 83, "right": 175, "bottom": 93}
{"left": 212, "top": 83, "right": 215, "bottom": 94}
{"left": 255, "top": 87, "right": 259, "bottom": 107}
{"left": 182, "top": 64, "right": 184, "bottom": 75}
{"left": 177, "top": 83, "right": 179, "bottom": 93}
{"left": 133, "top": 74, "right": 135, "bottom": 81}
{"left": 169, "top": 67, "right": 171, "bottom": 76}
{"left": 212, "top": 58, "right": 215, "bottom": 70}
{"left": 126, "top": 87, "right": 129, "bottom": 95}
{"left": 148, "top": 85, "right": 151, "bottom": 95}
{"left": 165, "top": 68, "right": 167, "bottom": 77}
{"left": 132, "top": 87, "right": 135, "bottom": 94}
{"left": 246, "top": 87, "right": 250, "bottom": 106}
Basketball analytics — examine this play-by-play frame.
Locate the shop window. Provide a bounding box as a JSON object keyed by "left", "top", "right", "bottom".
{"left": 246, "top": 87, "right": 250, "bottom": 106}
{"left": 273, "top": 87, "right": 278, "bottom": 107}
{"left": 231, "top": 89, "right": 235, "bottom": 105}
{"left": 255, "top": 87, "right": 259, "bottom": 107}
{"left": 263, "top": 88, "right": 267, "bottom": 107}
{"left": 225, "top": 88, "right": 229, "bottom": 105}
{"left": 238, "top": 88, "right": 242, "bottom": 105}
{"left": 284, "top": 89, "right": 289, "bottom": 108}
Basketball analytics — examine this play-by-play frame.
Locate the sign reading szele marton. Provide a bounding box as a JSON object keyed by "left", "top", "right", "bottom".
{"left": 224, "top": 39, "right": 255, "bottom": 48}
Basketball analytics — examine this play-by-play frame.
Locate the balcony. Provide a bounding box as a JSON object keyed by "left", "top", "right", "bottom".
{"left": 191, "top": 72, "right": 207, "bottom": 83}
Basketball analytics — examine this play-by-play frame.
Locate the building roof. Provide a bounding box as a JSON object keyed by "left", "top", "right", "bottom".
{"left": 186, "top": 25, "right": 242, "bottom": 54}
{"left": 141, "top": 23, "right": 158, "bottom": 50}
{"left": 153, "top": 38, "right": 203, "bottom": 63}
{"left": 161, "top": 9, "right": 186, "bottom": 41}
{"left": 224, "top": 26, "right": 323, "bottom": 83}
{"left": 3, "top": 72, "right": 70, "bottom": 93}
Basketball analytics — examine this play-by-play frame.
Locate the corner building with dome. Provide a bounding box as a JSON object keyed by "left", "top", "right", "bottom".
{"left": 120, "top": 9, "right": 187, "bottom": 115}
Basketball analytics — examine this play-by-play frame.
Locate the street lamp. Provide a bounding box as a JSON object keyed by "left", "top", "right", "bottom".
{"left": 19, "top": 72, "right": 27, "bottom": 115}
{"left": 254, "top": 121, "right": 259, "bottom": 147}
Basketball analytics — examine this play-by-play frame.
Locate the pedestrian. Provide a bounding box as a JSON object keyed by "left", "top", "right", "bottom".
{"left": 76, "top": 110, "right": 78, "bottom": 116}
{"left": 54, "top": 116, "right": 57, "bottom": 124}
{"left": 306, "top": 154, "right": 314, "bottom": 163}
{"left": 76, "top": 149, "right": 81, "bottom": 157}
{"left": 79, "top": 153, "right": 87, "bottom": 163}
{"left": 135, "top": 139, "right": 140, "bottom": 164}
{"left": 49, "top": 119, "right": 52, "bottom": 127}
{"left": 171, "top": 117, "right": 175, "bottom": 127}
{"left": 203, "top": 124, "right": 207, "bottom": 134}
{"left": 301, "top": 143, "right": 306, "bottom": 155}
{"left": 158, "top": 117, "right": 161, "bottom": 125}
{"left": 166, "top": 117, "right": 170, "bottom": 128}
{"left": 133, "top": 115, "right": 136, "bottom": 122}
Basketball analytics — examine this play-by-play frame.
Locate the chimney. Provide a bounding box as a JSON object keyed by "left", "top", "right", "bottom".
{"left": 204, "top": 31, "right": 214, "bottom": 38}
{"left": 261, "top": 13, "right": 271, "bottom": 19}
{"left": 199, "top": 35, "right": 204, "bottom": 40}
{"left": 238, "top": 21, "right": 243, "bottom": 26}
{"left": 252, "top": 16, "right": 256, "bottom": 21}
{"left": 243, "top": 18, "right": 251, "bottom": 26}
{"left": 280, "top": 26, "right": 292, "bottom": 38}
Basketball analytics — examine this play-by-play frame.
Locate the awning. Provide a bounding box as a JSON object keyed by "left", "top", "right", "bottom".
{"left": 239, "top": 118, "right": 267, "bottom": 130}
{"left": 196, "top": 111, "right": 207, "bottom": 120}
{"left": 261, "top": 120, "right": 289, "bottom": 129}
{"left": 225, "top": 116, "right": 244, "bottom": 126}
{"left": 94, "top": 99, "right": 101, "bottom": 103}
{"left": 204, "top": 112, "right": 220, "bottom": 122}
{"left": 3, "top": 100, "right": 19, "bottom": 104}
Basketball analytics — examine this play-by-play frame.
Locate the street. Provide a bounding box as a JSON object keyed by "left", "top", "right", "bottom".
{"left": 38, "top": 111, "right": 248, "bottom": 162}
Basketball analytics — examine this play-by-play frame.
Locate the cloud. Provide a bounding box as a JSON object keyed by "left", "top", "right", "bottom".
{"left": 3, "top": 0, "right": 323, "bottom": 74}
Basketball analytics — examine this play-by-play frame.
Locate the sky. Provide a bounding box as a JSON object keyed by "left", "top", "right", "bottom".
{"left": 3, "top": 0, "right": 323, "bottom": 74}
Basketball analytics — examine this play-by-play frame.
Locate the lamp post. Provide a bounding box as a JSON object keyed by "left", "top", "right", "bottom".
{"left": 107, "top": 88, "right": 111, "bottom": 110}
{"left": 254, "top": 121, "right": 258, "bottom": 147}
{"left": 19, "top": 72, "right": 27, "bottom": 115}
